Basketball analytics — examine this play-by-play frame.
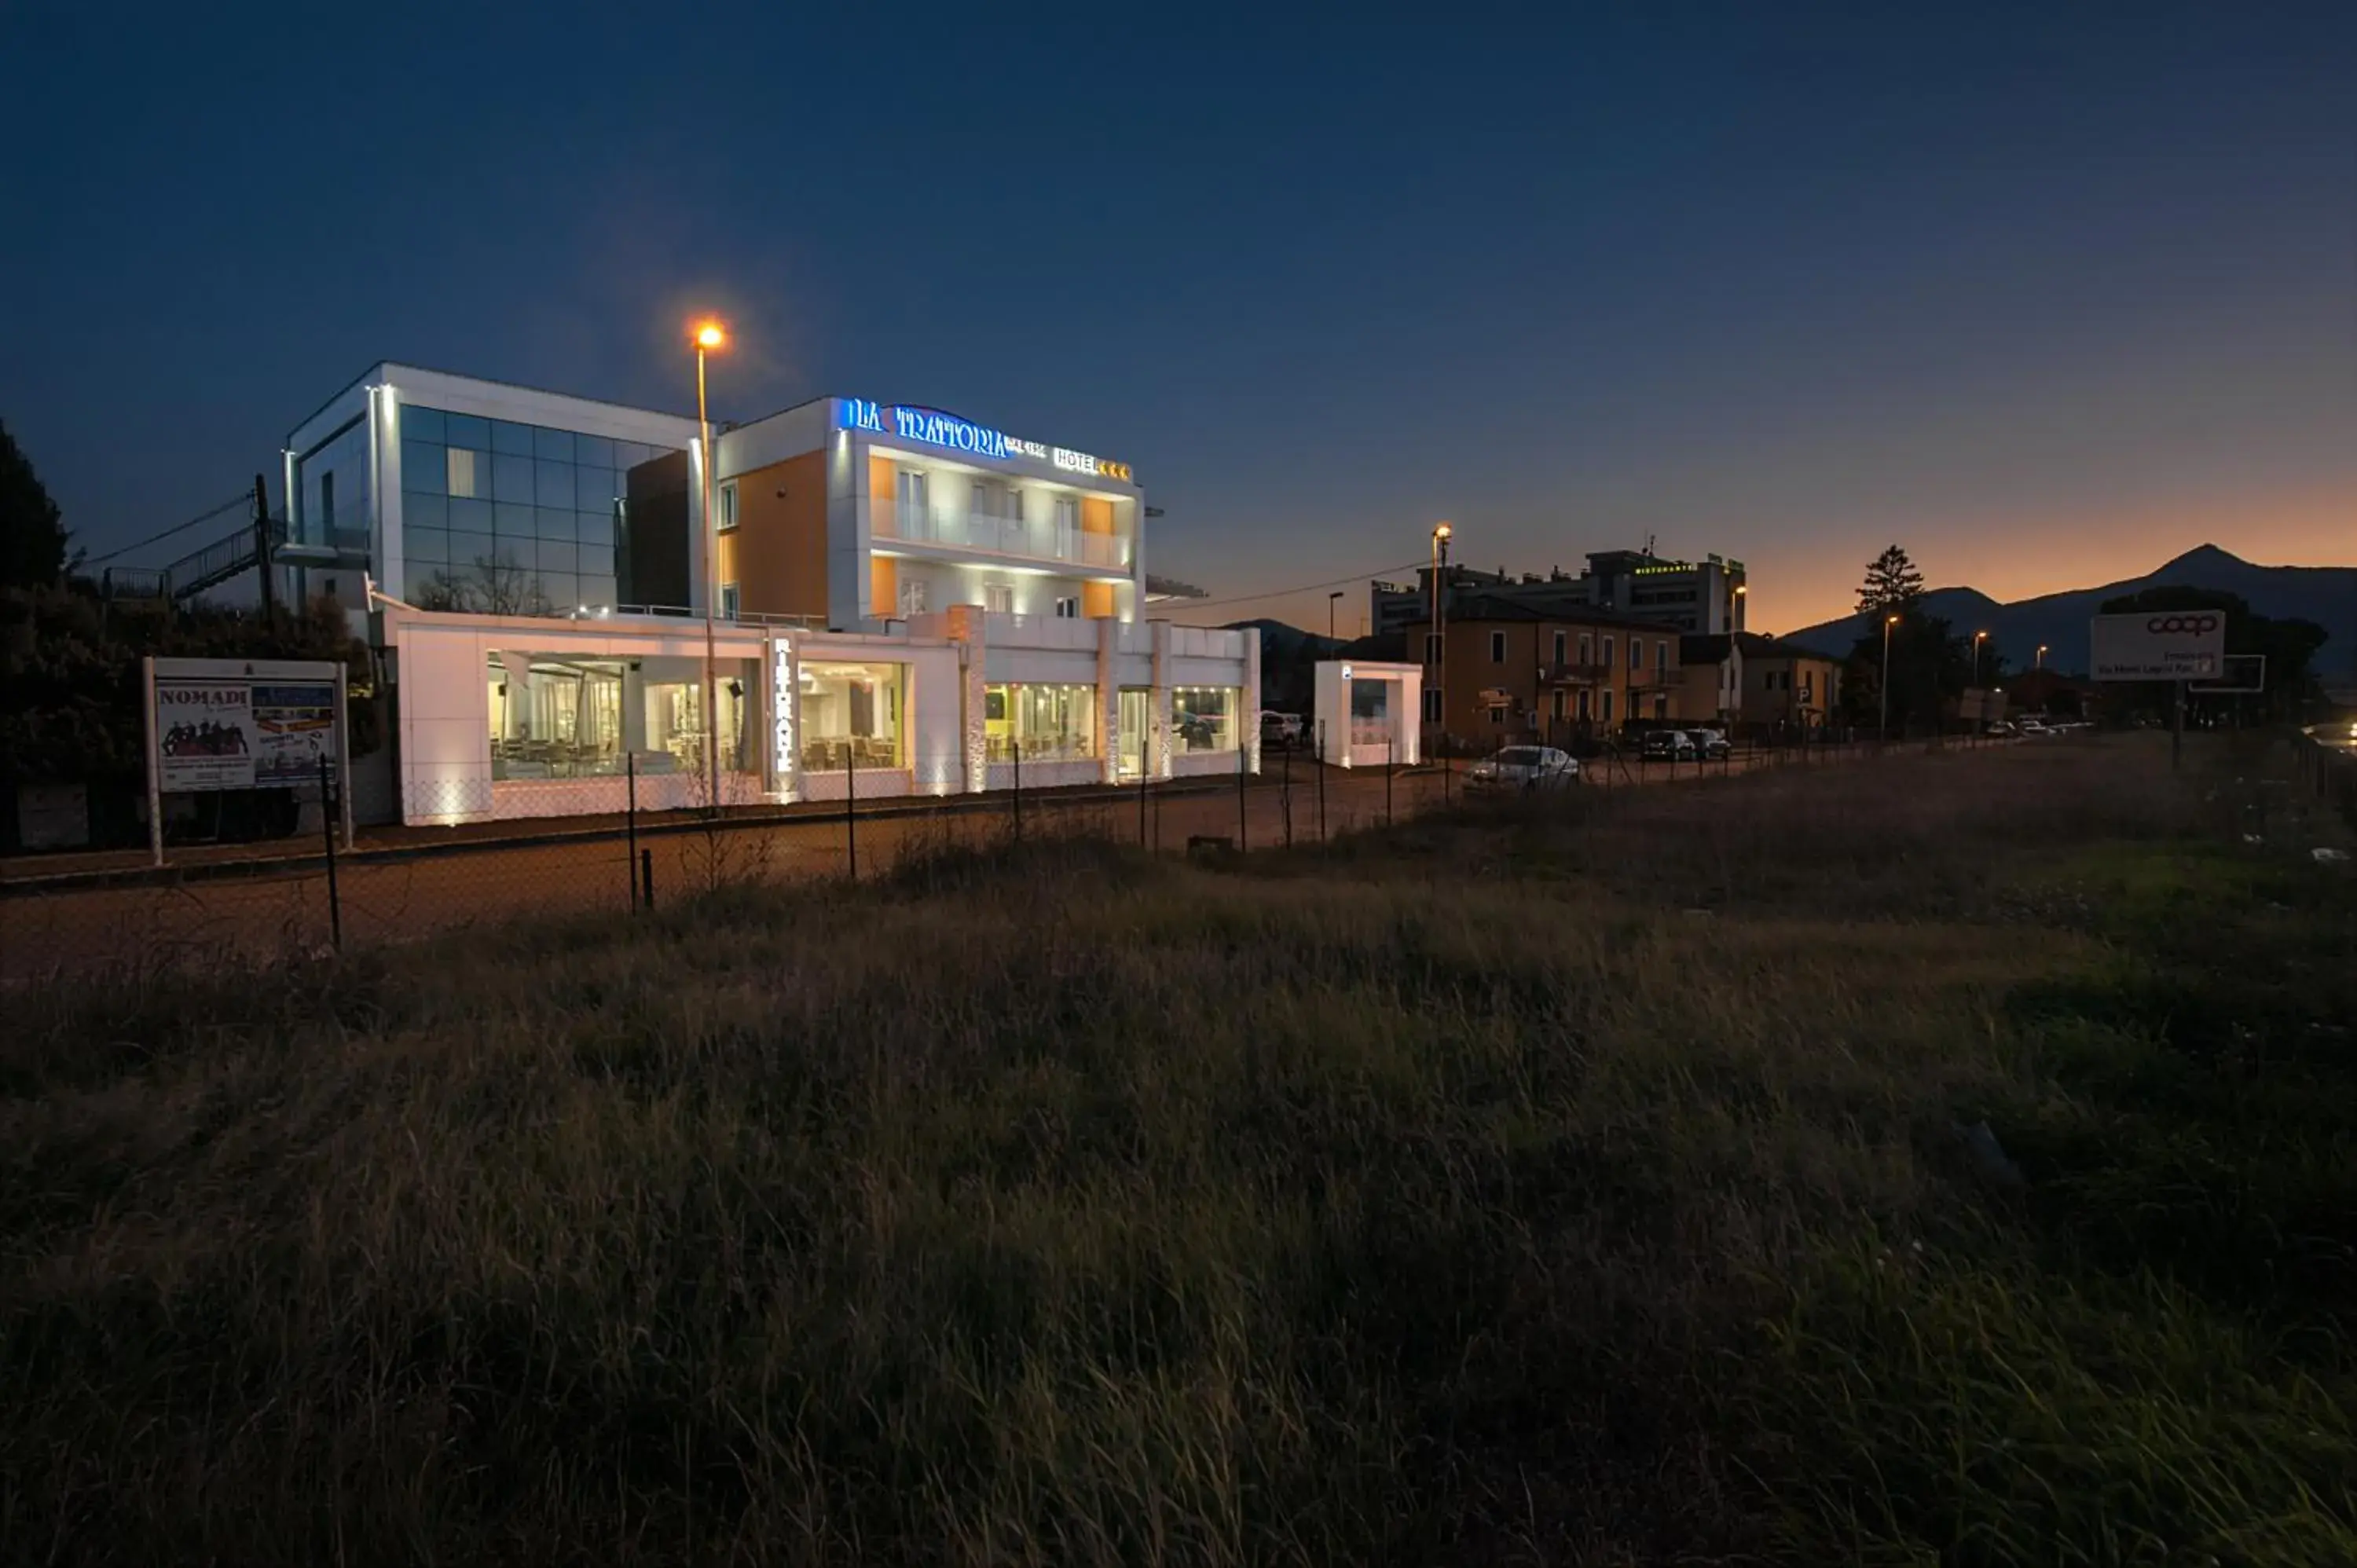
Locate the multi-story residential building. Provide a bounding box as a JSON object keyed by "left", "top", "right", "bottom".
{"left": 1404, "top": 595, "right": 1687, "bottom": 746}
{"left": 1677, "top": 632, "right": 1845, "bottom": 732}
{"left": 277, "top": 365, "right": 1255, "bottom": 826}
{"left": 1370, "top": 548, "right": 1749, "bottom": 639}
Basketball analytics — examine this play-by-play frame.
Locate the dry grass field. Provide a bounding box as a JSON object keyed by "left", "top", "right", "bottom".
{"left": 3, "top": 734, "right": 2352, "bottom": 1565}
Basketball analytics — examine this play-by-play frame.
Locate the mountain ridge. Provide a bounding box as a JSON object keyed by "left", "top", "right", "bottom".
{"left": 1782, "top": 545, "right": 2356, "bottom": 674}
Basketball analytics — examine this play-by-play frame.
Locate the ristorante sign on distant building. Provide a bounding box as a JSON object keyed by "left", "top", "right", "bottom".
{"left": 842, "top": 399, "right": 1132, "bottom": 482}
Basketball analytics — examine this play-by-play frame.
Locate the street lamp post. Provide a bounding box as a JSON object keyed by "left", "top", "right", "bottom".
{"left": 1732, "top": 581, "right": 1747, "bottom": 631}
{"left": 1974, "top": 628, "right": 1987, "bottom": 686}
{"left": 1880, "top": 613, "right": 1899, "bottom": 742}
{"left": 2036, "top": 643, "right": 2048, "bottom": 671}
{"left": 1328, "top": 589, "right": 1342, "bottom": 644}
{"left": 692, "top": 319, "right": 728, "bottom": 815}
{"left": 1430, "top": 522, "right": 1453, "bottom": 762}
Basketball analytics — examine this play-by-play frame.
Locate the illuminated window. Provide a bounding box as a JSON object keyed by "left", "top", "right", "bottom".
{"left": 984, "top": 582, "right": 1014, "bottom": 614}
{"left": 1173, "top": 687, "right": 1240, "bottom": 753}
{"left": 984, "top": 683, "right": 1098, "bottom": 762}
{"left": 800, "top": 661, "right": 906, "bottom": 771}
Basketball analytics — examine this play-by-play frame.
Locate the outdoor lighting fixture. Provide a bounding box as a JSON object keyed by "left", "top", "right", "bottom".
{"left": 692, "top": 320, "right": 728, "bottom": 351}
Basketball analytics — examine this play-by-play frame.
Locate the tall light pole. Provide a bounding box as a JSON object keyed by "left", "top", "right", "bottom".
{"left": 2036, "top": 643, "right": 2048, "bottom": 671}
{"left": 1973, "top": 628, "right": 1987, "bottom": 686}
{"left": 693, "top": 318, "right": 728, "bottom": 814}
{"left": 1328, "top": 589, "right": 1343, "bottom": 644}
{"left": 1880, "top": 613, "right": 1899, "bottom": 741}
{"left": 1430, "top": 522, "right": 1453, "bottom": 750}
{"left": 1732, "top": 581, "right": 1747, "bottom": 632}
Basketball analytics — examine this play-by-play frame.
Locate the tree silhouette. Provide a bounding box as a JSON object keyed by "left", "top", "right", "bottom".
{"left": 0, "top": 419, "right": 70, "bottom": 590}
{"left": 1855, "top": 544, "right": 1926, "bottom": 617}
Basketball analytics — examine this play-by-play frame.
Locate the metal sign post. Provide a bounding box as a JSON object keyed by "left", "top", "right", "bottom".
{"left": 142, "top": 656, "right": 163, "bottom": 867}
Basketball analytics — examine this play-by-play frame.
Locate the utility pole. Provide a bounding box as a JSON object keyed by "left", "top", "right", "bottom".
{"left": 253, "top": 474, "right": 277, "bottom": 625}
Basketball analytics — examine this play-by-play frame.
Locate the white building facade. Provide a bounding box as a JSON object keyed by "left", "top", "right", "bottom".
{"left": 280, "top": 366, "right": 1257, "bottom": 826}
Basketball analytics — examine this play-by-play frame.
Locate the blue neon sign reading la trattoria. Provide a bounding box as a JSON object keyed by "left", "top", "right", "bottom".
{"left": 842, "top": 398, "right": 1011, "bottom": 460}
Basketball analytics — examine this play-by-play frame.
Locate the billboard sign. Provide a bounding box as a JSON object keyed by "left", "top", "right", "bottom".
{"left": 2090, "top": 612, "right": 2225, "bottom": 682}
{"left": 154, "top": 671, "right": 339, "bottom": 792}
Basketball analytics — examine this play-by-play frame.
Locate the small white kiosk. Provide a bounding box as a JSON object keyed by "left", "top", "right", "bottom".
{"left": 1312, "top": 660, "right": 1422, "bottom": 768}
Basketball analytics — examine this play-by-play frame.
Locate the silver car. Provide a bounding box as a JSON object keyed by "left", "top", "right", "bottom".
{"left": 1467, "top": 745, "right": 1581, "bottom": 791}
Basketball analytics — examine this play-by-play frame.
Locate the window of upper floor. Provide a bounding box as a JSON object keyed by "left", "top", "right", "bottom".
{"left": 1490, "top": 630, "right": 1507, "bottom": 663}
{"left": 718, "top": 481, "right": 737, "bottom": 530}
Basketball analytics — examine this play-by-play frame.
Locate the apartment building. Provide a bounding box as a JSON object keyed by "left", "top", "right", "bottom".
{"left": 1677, "top": 632, "right": 1845, "bottom": 731}
{"left": 1370, "top": 548, "right": 1749, "bottom": 639}
{"left": 1404, "top": 595, "right": 1687, "bottom": 745}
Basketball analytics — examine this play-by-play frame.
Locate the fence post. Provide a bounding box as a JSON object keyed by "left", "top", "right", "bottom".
{"left": 626, "top": 750, "right": 640, "bottom": 911}
{"left": 1387, "top": 732, "right": 1395, "bottom": 826}
{"left": 641, "top": 848, "right": 655, "bottom": 910}
{"left": 1139, "top": 749, "right": 1149, "bottom": 847}
{"left": 319, "top": 753, "right": 342, "bottom": 951}
{"left": 845, "top": 745, "right": 857, "bottom": 880}
{"left": 1237, "top": 741, "right": 1248, "bottom": 851}
{"left": 1281, "top": 730, "right": 1293, "bottom": 848}
{"left": 1012, "top": 738, "right": 1023, "bottom": 844}
{"left": 1316, "top": 720, "right": 1328, "bottom": 840}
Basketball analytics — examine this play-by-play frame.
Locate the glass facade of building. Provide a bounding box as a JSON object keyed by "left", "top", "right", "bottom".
{"left": 292, "top": 416, "right": 372, "bottom": 554}
{"left": 486, "top": 650, "right": 755, "bottom": 781}
{"left": 403, "top": 405, "right": 683, "bottom": 617}
{"left": 984, "top": 683, "right": 1097, "bottom": 762}
{"left": 1173, "top": 686, "right": 1241, "bottom": 753}
{"left": 800, "top": 661, "right": 906, "bottom": 772}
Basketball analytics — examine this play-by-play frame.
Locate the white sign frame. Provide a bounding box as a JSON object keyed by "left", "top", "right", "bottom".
{"left": 2089, "top": 612, "right": 2226, "bottom": 682}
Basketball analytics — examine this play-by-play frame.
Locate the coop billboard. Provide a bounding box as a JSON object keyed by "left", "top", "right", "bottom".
{"left": 2089, "top": 612, "right": 2225, "bottom": 682}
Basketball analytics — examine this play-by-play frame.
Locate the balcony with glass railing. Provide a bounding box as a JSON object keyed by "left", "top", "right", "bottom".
{"left": 870, "top": 498, "right": 1133, "bottom": 574}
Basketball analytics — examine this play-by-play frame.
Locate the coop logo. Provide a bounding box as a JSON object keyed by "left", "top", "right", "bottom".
{"left": 2146, "top": 614, "right": 2220, "bottom": 636}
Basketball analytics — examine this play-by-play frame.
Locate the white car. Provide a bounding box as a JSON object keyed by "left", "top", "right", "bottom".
{"left": 1467, "top": 745, "right": 1581, "bottom": 791}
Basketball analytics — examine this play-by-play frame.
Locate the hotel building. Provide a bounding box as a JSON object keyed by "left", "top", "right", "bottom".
{"left": 280, "top": 365, "right": 1257, "bottom": 826}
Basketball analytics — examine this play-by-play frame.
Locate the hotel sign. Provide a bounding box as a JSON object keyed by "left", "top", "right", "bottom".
{"left": 843, "top": 398, "right": 1131, "bottom": 482}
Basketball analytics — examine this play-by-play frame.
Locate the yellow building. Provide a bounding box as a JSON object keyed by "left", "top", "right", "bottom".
{"left": 1405, "top": 596, "right": 1687, "bottom": 745}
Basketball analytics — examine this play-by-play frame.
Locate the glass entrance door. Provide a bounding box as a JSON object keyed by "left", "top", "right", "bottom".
{"left": 1118, "top": 688, "right": 1150, "bottom": 778}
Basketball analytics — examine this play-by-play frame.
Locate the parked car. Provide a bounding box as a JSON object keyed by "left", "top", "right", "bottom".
{"left": 1985, "top": 720, "right": 2020, "bottom": 738}
{"left": 1688, "top": 727, "right": 1732, "bottom": 760}
{"left": 2018, "top": 719, "right": 2053, "bottom": 737}
{"left": 1466, "top": 745, "right": 1581, "bottom": 791}
{"left": 1640, "top": 729, "right": 1698, "bottom": 760}
{"left": 1259, "top": 711, "right": 1304, "bottom": 746}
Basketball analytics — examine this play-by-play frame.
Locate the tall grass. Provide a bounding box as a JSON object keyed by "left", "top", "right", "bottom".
{"left": 2, "top": 737, "right": 2352, "bottom": 1564}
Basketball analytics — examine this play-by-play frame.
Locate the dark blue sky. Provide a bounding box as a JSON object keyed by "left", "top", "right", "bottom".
{"left": 5, "top": 2, "right": 2351, "bottom": 629}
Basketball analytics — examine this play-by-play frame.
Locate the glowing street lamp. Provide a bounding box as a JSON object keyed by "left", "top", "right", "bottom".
{"left": 2036, "top": 643, "right": 2049, "bottom": 670}
{"left": 1973, "top": 628, "right": 1988, "bottom": 685}
{"left": 692, "top": 318, "right": 729, "bottom": 812}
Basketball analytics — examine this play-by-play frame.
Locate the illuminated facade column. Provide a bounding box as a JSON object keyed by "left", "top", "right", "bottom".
{"left": 1096, "top": 617, "right": 1120, "bottom": 785}
{"left": 1243, "top": 626, "right": 1263, "bottom": 775}
{"left": 1151, "top": 620, "right": 1174, "bottom": 780}
{"left": 945, "top": 604, "right": 988, "bottom": 793}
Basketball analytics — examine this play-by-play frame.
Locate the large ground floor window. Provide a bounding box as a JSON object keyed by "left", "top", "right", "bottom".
{"left": 1173, "top": 685, "right": 1240, "bottom": 753}
{"left": 801, "top": 660, "right": 905, "bottom": 771}
{"left": 985, "top": 683, "right": 1096, "bottom": 762}
{"left": 487, "top": 651, "right": 754, "bottom": 779}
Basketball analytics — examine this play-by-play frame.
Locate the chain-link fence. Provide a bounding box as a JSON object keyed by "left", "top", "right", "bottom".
{"left": 2, "top": 732, "right": 1985, "bottom": 982}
